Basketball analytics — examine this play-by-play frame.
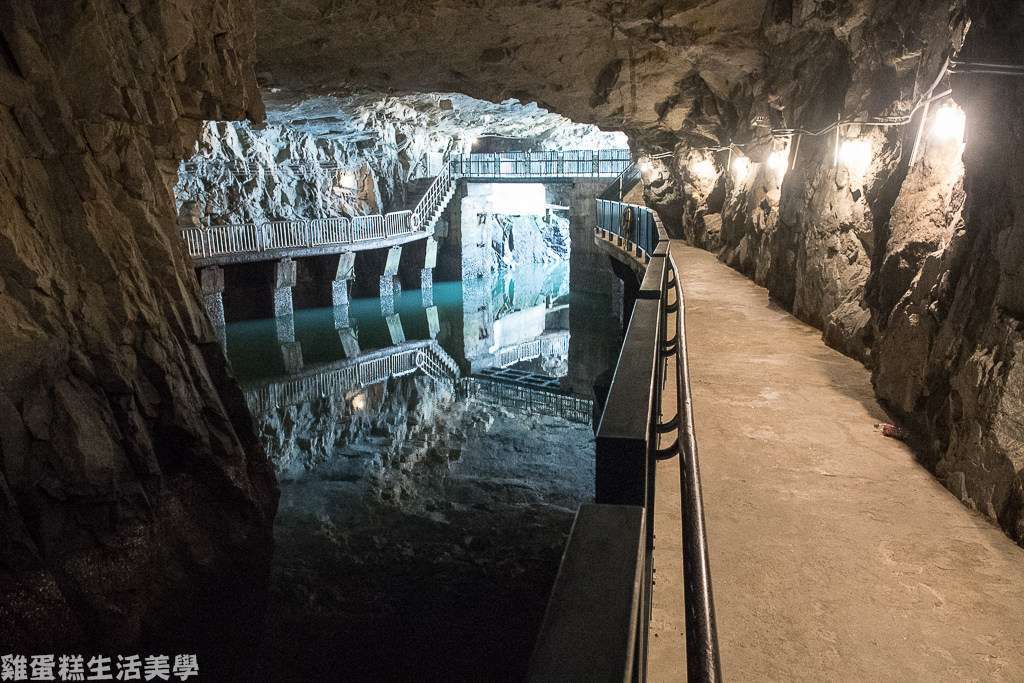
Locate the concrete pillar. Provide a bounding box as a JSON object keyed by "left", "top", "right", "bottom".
{"left": 380, "top": 246, "right": 402, "bottom": 316}
{"left": 422, "top": 238, "right": 437, "bottom": 307}
{"left": 274, "top": 258, "right": 297, "bottom": 318}
{"left": 426, "top": 306, "right": 440, "bottom": 339}
{"left": 200, "top": 266, "right": 225, "bottom": 327}
{"left": 333, "top": 252, "right": 355, "bottom": 307}
{"left": 333, "top": 303, "right": 350, "bottom": 330}
{"left": 386, "top": 313, "right": 406, "bottom": 345}
{"left": 275, "top": 314, "right": 303, "bottom": 374}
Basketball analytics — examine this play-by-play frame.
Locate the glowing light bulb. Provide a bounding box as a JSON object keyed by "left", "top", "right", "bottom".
{"left": 732, "top": 156, "right": 751, "bottom": 180}
{"left": 468, "top": 136, "right": 479, "bottom": 146}
{"left": 351, "top": 393, "right": 366, "bottom": 411}
{"left": 932, "top": 103, "right": 966, "bottom": 142}
{"left": 692, "top": 159, "right": 716, "bottom": 181}
{"left": 839, "top": 139, "right": 871, "bottom": 173}
{"left": 767, "top": 151, "right": 785, "bottom": 170}
{"left": 640, "top": 161, "right": 652, "bottom": 173}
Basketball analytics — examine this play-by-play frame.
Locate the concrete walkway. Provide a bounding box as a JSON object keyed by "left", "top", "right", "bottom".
{"left": 648, "top": 243, "right": 1024, "bottom": 682}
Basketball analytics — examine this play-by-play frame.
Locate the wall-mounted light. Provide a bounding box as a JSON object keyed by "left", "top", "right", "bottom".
{"left": 932, "top": 103, "right": 966, "bottom": 142}
{"left": 732, "top": 156, "right": 751, "bottom": 181}
{"left": 692, "top": 159, "right": 716, "bottom": 182}
{"left": 351, "top": 393, "right": 367, "bottom": 411}
{"left": 839, "top": 139, "right": 871, "bottom": 175}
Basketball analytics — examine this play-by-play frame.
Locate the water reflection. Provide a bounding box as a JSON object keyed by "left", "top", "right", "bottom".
{"left": 229, "top": 259, "right": 622, "bottom": 682}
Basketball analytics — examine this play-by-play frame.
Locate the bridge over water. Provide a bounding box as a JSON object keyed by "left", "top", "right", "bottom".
{"left": 181, "top": 149, "right": 631, "bottom": 338}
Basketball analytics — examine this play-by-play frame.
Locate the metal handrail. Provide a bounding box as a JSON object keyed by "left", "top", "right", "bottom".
{"left": 665, "top": 251, "right": 722, "bottom": 683}
{"left": 181, "top": 149, "right": 633, "bottom": 260}
{"left": 589, "top": 220, "right": 720, "bottom": 681}
{"left": 596, "top": 199, "right": 658, "bottom": 259}
{"left": 451, "top": 149, "right": 631, "bottom": 179}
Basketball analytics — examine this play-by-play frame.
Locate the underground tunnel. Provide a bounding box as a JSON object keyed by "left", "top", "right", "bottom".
{"left": 1, "top": 0, "right": 1024, "bottom": 681}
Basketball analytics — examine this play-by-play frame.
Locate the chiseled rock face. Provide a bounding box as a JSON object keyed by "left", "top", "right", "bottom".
{"left": 0, "top": 0, "right": 278, "bottom": 668}
{"left": 915, "top": 0, "right": 1024, "bottom": 543}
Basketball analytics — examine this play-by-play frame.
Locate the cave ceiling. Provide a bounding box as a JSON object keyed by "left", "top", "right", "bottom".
{"left": 253, "top": 0, "right": 769, "bottom": 150}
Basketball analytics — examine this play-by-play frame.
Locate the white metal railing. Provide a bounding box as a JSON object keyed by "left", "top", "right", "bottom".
{"left": 181, "top": 150, "right": 630, "bottom": 260}
{"left": 412, "top": 162, "right": 455, "bottom": 231}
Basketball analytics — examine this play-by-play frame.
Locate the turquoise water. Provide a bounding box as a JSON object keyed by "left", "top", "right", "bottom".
{"left": 225, "top": 282, "right": 466, "bottom": 382}
{"left": 225, "top": 262, "right": 571, "bottom": 383}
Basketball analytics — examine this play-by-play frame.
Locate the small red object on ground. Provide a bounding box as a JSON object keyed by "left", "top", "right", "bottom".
{"left": 879, "top": 423, "right": 907, "bottom": 440}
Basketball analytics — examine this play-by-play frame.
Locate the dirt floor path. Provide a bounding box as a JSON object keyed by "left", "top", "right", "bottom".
{"left": 649, "top": 243, "right": 1024, "bottom": 682}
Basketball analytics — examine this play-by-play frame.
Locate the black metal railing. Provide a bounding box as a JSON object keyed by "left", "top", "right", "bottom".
{"left": 450, "top": 149, "right": 631, "bottom": 178}
{"left": 599, "top": 164, "right": 642, "bottom": 202}
{"left": 528, "top": 217, "right": 722, "bottom": 682}
{"left": 596, "top": 199, "right": 658, "bottom": 260}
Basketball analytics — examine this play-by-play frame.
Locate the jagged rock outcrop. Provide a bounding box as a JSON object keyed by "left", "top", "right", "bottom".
{"left": 0, "top": 0, "right": 277, "bottom": 669}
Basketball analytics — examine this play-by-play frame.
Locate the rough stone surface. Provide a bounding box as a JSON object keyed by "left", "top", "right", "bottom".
{"left": 0, "top": 0, "right": 277, "bottom": 667}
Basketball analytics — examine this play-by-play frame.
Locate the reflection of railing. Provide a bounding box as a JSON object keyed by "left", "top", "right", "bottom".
{"left": 242, "top": 340, "right": 459, "bottom": 413}
{"left": 495, "top": 333, "right": 570, "bottom": 368}
{"left": 596, "top": 199, "right": 658, "bottom": 259}
{"left": 458, "top": 377, "right": 592, "bottom": 425}
{"left": 451, "top": 149, "right": 630, "bottom": 179}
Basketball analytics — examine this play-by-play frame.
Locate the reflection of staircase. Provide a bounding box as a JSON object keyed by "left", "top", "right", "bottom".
{"left": 415, "top": 342, "right": 460, "bottom": 382}
{"left": 458, "top": 377, "right": 593, "bottom": 425}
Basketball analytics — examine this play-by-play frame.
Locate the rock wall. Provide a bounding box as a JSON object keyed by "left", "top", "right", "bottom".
{"left": 0, "top": 0, "right": 277, "bottom": 667}
{"left": 639, "top": 0, "right": 1024, "bottom": 544}
{"left": 175, "top": 122, "right": 383, "bottom": 227}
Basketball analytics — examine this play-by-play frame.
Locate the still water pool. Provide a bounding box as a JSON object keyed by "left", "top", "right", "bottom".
{"left": 224, "top": 264, "right": 619, "bottom": 681}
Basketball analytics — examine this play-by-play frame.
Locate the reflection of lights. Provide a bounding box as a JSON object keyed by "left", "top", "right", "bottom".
{"left": 351, "top": 393, "right": 367, "bottom": 411}
{"left": 732, "top": 156, "right": 751, "bottom": 180}
{"left": 932, "top": 103, "right": 966, "bottom": 142}
{"left": 692, "top": 159, "right": 716, "bottom": 181}
{"left": 839, "top": 139, "right": 871, "bottom": 173}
